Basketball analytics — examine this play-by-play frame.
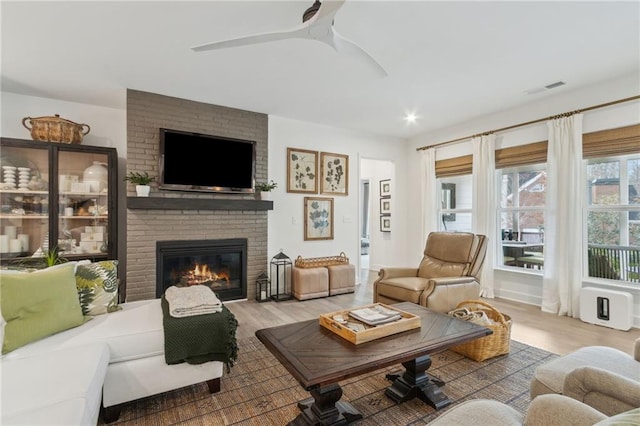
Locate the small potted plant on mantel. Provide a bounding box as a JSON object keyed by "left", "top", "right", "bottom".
{"left": 255, "top": 180, "right": 277, "bottom": 200}
{"left": 124, "top": 171, "right": 155, "bottom": 197}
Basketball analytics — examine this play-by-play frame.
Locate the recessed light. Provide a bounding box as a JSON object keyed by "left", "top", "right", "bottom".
{"left": 404, "top": 112, "right": 417, "bottom": 124}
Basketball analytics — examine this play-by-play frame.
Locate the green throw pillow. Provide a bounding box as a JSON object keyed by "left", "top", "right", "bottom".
{"left": 75, "top": 260, "right": 121, "bottom": 316}
{"left": 1, "top": 263, "right": 85, "bottom": 354}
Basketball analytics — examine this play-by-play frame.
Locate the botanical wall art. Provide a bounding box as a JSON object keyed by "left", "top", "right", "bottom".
{"left": 380, "top": 198, "right": 391, "bottom": 215}
{"left": 304, "top": 197, "right": 334, "bottom": 240}
{"left": 320, "top": 152, "right": 349, "bottom": 195}
{"left": 287, "top": 148, "right": 318, "bottom": 193}
{"left": 380, "top": 215, "right": 391, "bottom": 232}
{"left": 379, "top": 179, "right": 391, "bottom": 198}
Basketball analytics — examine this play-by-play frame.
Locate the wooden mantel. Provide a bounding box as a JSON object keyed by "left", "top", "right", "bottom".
{"left": 126, "top": 197, "right": 273, "bottom": 211}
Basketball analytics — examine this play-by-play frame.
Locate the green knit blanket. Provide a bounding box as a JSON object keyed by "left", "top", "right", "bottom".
{"left": 161, "top": 296, "right": 238, "bottom": 370}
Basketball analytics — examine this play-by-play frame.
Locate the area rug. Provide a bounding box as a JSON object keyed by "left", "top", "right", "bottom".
{"left": 101, "top": 337, "right": 557, "bottom": 425}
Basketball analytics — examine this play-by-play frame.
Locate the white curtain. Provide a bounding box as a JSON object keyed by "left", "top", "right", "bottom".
{"left": 420, "top": 148, "right": 438, "bottom": 248}
{"left": 472, "top": 134, "right": 496, "bottom": 298}
{"left": 541, "top": 114, "right": 583, "bottom": 317}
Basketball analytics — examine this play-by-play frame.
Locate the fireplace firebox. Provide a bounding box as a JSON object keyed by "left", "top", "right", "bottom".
{"left": 156, "top": 239, "right": 247, "bottom": 301}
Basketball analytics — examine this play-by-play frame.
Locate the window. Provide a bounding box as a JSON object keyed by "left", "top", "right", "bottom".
{"left": 438, "top": 175, "right": 472, "bottom": 232}
{"left": 499, "top": 165, "right": 546, "bottom": 270}
{"left": 585, "top": 154, "right": 640, "bottom": 283}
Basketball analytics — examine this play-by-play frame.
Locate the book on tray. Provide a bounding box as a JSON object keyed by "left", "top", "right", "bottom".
{"left": 348, "top": 305, "right": 402, "bottom": 326}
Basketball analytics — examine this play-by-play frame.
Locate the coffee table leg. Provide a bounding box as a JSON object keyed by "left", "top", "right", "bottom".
{"left": 291, "top": 384, "right": 363, "bottom": 426}
{"left": 384, "top": 355, "right": 452, "bottom": 410}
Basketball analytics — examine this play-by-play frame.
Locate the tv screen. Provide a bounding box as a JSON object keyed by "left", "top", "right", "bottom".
{"left": 159, "top": 128, "right": 256, "bottom": 193}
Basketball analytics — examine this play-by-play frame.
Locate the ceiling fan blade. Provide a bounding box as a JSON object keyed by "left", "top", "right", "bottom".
{"left": 329, "top": 28, "right": 388, "bottom": 77}
{"left": 191, "top": 23, "right": 308, "bottom": 52}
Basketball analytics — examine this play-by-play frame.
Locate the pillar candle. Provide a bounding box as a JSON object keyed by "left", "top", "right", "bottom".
{"left": 4, "top": 225, "right": 17, "bottom": 240}
{"left": 9, "top": 239, "right": 22, "bottom": 253}
{"left": 0, "top": 235, "right": 8, "bottom": 253}
{"left": 18, "top": 234, "right": 29, "bottom": 252}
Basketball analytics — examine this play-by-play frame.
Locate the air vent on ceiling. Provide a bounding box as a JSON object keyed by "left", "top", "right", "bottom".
{"left": 525, "top": 81, "right": 566, "bottom": 95}
{"left": 545, "top": 81, "right": 566, "bottom": 89}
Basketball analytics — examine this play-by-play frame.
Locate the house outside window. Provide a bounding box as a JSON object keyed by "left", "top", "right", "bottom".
{"left": 585, "top": 154, "right": 640, "bottom": 283}
{"left": 438, "top": 174, "right": 472, "bottom": 232}
{"left": 499, "top": 165, "right": 546, "bottom": 270}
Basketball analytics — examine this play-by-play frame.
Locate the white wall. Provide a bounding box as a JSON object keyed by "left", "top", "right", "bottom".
{"left": 405, "top": 73, "right": 640, "bottom": 326}
{"left": 268, "top": 116, "right": 408, "bottom": 280}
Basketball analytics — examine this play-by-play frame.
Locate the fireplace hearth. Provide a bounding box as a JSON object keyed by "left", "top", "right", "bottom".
{"left": 156, "top": 239, "right": 247, "bottom": 301}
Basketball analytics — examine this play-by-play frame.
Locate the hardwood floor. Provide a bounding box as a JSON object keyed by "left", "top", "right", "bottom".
{"left": 226, "top": 269, "right": 640, "bottom": 356}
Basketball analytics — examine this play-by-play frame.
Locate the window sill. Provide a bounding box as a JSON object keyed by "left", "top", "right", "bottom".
{"left": 494, "top": 265, "right": 543, "bottom": 277}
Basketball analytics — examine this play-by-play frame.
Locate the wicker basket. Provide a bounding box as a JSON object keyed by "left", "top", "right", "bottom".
{"left": 449, "top": 300, "right": 512, "bottom": 362}
{"left": 22, "top": 114, "right": 90, "bottom": 144}
{"left": 294, "top": 252, "right": 349, "bottom": 268}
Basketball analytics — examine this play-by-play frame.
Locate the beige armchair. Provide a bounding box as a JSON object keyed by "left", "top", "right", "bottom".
{"left": 531, "top": 337, "right": 640, "bottom": 417}
{"left": 373, "top": 232, "right": 487, "bottom": 313}
{"left": 427, "top": 394, "right": 640, "bottom": 426}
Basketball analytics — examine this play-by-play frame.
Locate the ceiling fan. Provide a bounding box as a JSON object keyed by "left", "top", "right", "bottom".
{"left": 191, "top": 0, "right": 387, "bottom": 77}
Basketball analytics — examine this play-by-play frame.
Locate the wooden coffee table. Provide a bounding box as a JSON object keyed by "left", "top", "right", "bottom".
{"left": 255, "top": 302, "right": 492, "bottom": 425}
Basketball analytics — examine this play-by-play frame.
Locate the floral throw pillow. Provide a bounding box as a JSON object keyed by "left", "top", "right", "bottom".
{"left": 75, "top": 260, "right": 121, "bottom": 316}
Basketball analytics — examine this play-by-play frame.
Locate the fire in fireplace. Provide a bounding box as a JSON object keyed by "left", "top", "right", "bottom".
{"left": 156, "top": 239, "right": 247, "bottom": 301}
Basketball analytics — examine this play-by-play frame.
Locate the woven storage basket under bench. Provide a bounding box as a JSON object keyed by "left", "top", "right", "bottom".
{"left": 448, "top": 300, "right": 512, "bottom": 362}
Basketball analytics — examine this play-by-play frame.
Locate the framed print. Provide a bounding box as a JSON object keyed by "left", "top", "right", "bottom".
{"left": 320, "top": 152, "right": 349, "bottom": 195}
{"left": 379, "top": 179, "right": 391, "bottom": 198}
{"left": 304, "top": 197, "right": 334, "bottom": 240}
{"left": 380, "top": 215, "right": 391, "bottom": 232}
{"left": 380, "top": 198, "right": 391, "bottom": 215}
{"left": 287, "top": 148, "right": 318, "bottom": 193}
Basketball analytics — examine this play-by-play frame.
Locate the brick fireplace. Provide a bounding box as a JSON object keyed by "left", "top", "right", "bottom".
{"left": 124, "top": 90, "right": 269, "bottom": 301}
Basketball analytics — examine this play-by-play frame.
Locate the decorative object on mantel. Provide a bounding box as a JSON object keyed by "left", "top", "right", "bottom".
{"left": 270, "top": 250, "right": 292, "bottom": 302}
{"left": 123, "top": 171, "right": 155, "bottom": 197}
{"left": 287, "top": 147, "right": 318, "bottom": 194}
{"left": 255, "top": 272, "right": 270, "bottom": 302}
{"left": 255, "top": 179, "right": 278, "bottom": 200}
{"left": 22, "top": 114, "right": 90, "bottom": 144}
{"left": 320, "top": 152, "right": 349, "bottom": 196}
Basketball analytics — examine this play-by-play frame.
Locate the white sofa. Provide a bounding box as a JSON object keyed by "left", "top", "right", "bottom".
{"left": 1, "top": 298, "right": 224, "bottom": 425}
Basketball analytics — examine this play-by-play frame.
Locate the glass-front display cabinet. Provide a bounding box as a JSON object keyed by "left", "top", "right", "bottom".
{"left": 0, "top": 137, "right": 117, "bottom": 264}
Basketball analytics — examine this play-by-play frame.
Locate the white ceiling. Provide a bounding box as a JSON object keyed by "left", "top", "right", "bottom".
{"left": 2, "top": 1, "right": 639, "bottom": 140}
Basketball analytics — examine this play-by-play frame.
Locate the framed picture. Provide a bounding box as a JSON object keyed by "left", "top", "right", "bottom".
{"left": 380, "top": 198, "right": 391, "bottom": 215}
{"left": 287, "top": 148, "right": 318, "bottom": 193}
{"left": 320, "top": 152, "right": 349, "bottom": 195}
{"left": 304, "top": 197, "right": 334, "bottom": 240}
{"left": 380, "top": 215, "right": 391, "bottom": 232}
{"left": 379, "top": 179, "right": 391, "bottom": 198}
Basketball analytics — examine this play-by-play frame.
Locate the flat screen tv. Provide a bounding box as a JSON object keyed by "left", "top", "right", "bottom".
{"left": 159, "top": 128, "right": 256, "bottom": 194}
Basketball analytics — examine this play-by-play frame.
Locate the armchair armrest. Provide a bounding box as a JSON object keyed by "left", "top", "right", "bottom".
{"left": 377, "top": 267, "right": 419, "bottom": 280}
{"left": 427, "top": 276, "right": 479, "bottom": 286}
{"left": 563, "top": 366, "right": 640, "bottom": 410}
{"left": 524, "top": 394, "right": 606, "bottom": 426}
{"left": 634, "top": 337, "right": 640, "bottom": 362}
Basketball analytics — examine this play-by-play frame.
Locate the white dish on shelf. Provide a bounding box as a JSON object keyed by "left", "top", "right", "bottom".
{"left": 17, "top": 167, "right": 30, "bottom": 172}
{"left": 2, "top": 166, "right": 16, "bottom": 171}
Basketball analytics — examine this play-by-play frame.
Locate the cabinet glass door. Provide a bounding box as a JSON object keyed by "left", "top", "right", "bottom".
{"left": 0, "top": 145, "right": 50, "bottom": 260}
{"left": 58, "top": 150, "right": 110, "bottom": 258}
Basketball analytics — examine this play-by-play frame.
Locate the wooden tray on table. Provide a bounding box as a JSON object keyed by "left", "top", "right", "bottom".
{"left": 319, "top": 303, "right": 421, "bottom": 345}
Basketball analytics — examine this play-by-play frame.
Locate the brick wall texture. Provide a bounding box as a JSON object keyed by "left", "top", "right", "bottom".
{"left": 126, "top": 90, "right": 268, "bottom": 301}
